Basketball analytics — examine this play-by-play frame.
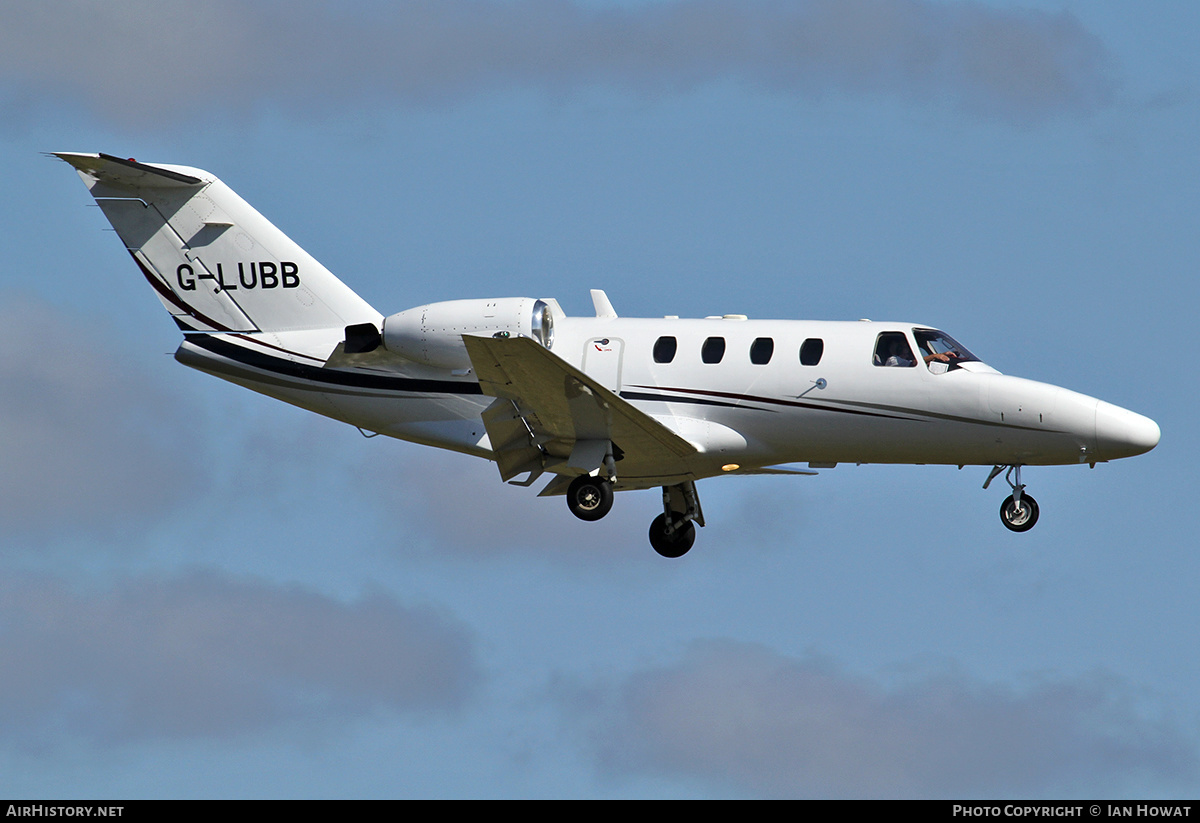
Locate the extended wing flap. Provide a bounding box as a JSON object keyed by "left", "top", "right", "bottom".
{"left": 464, "top": 335, "right": 697, "bottom": 478}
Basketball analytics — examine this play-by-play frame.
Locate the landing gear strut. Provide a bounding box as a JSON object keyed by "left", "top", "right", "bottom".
{"left": 984, "top": 465, "right": 1040, "bottom": 532}
{"left": 648, "top": 481, "right": 704, "bottom": 558}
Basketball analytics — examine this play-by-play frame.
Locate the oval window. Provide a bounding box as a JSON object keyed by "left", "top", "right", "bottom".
{"left": 750, "top": 337, "right": 774, "bottom": 365}
{"left": 702, "top": 337, "right": 726, "bottom": 364}
{"left": 800, "top": 338, "right": 824, "bottom": 366}
{"left": 653, "top": 336, "right": 677, "bottom": 364}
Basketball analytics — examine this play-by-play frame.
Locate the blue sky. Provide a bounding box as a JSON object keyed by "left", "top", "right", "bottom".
{"left": 1, "top": 0, "right": 1197, "bottom": 798}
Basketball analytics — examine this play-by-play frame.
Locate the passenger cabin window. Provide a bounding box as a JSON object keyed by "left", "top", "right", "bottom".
{"left": 653, "top": 336, "right": 677, "bottom": 364}
{"left": 702, "top": 337, "right": 726, "bottom": 364}
{"left": 799, "top": 338, "right": 824, "bottom": 366}
{"left": 873, "top": 332, "right": 916, "bottom": 367}
{"left": 750, "top": 337, "right": 774, "bottom": 365}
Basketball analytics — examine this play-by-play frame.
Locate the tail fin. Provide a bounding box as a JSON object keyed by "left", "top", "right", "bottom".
{"left": 56, "top": 153, "right": 381, "bottom": 334}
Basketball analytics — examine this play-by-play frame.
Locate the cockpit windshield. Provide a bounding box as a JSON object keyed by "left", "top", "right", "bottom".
{"left": 912, "top": 329, "right": 979, "bottom": 371}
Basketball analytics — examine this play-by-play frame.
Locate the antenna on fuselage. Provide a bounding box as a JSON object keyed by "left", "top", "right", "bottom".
{"left": 591, "top": 290, "right": 618, "bottom": 319}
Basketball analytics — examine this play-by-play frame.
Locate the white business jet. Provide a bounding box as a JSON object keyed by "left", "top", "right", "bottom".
{"left": 57, "top": 153, "right": 1160, "bottom": 557}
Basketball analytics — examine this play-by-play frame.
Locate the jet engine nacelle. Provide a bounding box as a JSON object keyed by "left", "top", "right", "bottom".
{"left": 382, "top": 297, "right": 554, "bottom": 369}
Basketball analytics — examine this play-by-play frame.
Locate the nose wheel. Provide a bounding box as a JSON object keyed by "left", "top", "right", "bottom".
{"left": 649, "top": 514, "right": 696, "bottom": 557}
{"left": 1000, "top": 493, "right": 1039, "bottom": 532}
{"left": 648, "top": 481, "right": 704, "bottom": 557}
{"left": 985, "top": 465, "right": 1040, "bottom": 532}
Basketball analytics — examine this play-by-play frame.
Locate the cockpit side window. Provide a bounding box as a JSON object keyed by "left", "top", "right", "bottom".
{"left": 873, "top": 332, "right": 916, "bottom": 367}
{"left": 912, "top": 329, "right": 979, "bottom": 371}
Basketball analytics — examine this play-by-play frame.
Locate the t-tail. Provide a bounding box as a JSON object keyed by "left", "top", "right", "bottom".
{"left": 55, "top": 153, "right": 381, "bottom": 335}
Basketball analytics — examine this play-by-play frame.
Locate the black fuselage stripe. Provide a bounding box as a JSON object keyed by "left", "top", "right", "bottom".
{"left": 187, "top": 334, "right": 483, "bottom": 395}
{"left": 627, "top": 385, "right": 914, "bottom": 421}
{"left": 619, "top": 391, "right": 752, "bottom": 411}
{"left": 628, "top": 384, "right": 1061, "bottom": 432}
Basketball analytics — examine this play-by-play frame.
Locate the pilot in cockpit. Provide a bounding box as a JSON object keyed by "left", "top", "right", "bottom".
{"left": 913, "top": 329, "right": 978, "bottom": 371}
{"left": 875, "top": 330, "right": 978, "bottom": 370}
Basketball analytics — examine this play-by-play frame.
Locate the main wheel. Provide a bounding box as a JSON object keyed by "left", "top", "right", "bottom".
{"left": 567, "top": 475, "right": 613, "bottom": 521}
{"left": 1000, "top": 493, "right": 1039, "bottom": 532}
{"left": 648, "top": 513, "right": 696, "bottom": 558}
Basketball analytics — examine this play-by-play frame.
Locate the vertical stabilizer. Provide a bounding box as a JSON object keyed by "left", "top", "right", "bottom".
{"left": 56, "top": 153, "right": 381, "bottom": 334}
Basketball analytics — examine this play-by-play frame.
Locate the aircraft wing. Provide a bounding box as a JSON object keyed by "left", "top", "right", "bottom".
{"left": 464, "top": 335, "right": 697, "bottom": 485}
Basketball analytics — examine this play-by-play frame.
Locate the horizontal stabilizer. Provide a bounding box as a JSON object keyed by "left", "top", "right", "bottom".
{"left": 54, "top": 152, "right": 205, "bottom": 193}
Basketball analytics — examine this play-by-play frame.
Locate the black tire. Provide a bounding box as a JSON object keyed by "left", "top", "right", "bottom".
{"left": 648, "top": 513, "right": 696, "bottom": 558}
{"left": 1000, "top": 493, "right": 1039, "bottom": 532}
{"left": 566, "top": 475, "right": 613, "bottom": 521}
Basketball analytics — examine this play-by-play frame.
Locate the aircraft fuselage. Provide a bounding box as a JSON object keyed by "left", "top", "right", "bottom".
{"left": 59, "top": 151, "right": 1160, "bottom": 552}
{"left": 177, "top": 314, "right": 1158, "bottom": 485}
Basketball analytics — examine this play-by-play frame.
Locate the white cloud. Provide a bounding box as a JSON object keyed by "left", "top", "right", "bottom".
{"left": 0, "top": 569, "right": 478, "bottom": 749}
{"left": 0, "top": 0, "right": 1115, "bottom": 125}
{"left": 583, "top": 640, "right": 1197, "bottom": 797}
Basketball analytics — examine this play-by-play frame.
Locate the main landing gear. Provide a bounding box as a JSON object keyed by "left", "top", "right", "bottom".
{"left": 984, "top": 465, "right": 1040, "bottom": 532}
{"left": 565, "top": 475, "right": 704, "bottom": 558}
{"left": 566, "top": 474, "right": 614, "bottom": 521}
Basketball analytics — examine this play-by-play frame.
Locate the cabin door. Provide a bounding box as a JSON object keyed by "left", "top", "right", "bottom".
{"left": 582, "top": 337, "right": 625, "bottom": 392}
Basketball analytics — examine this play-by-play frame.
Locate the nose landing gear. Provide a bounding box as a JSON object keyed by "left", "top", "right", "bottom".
{"left": 985, "top": 465, "right": 1040, "bottom": 532}
{"left": 1000, "top": 492, "right": 1039, "bottom": 532}
{"left": 649, "top": 481, "right": 704, "bottom": 558}
{"left": 649, "top": 514, "right": 695, "bottom": 558}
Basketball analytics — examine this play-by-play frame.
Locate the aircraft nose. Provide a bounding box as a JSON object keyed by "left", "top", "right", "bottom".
{"left": 1095, "top": 401, "right": 1160, "bottom": 460}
